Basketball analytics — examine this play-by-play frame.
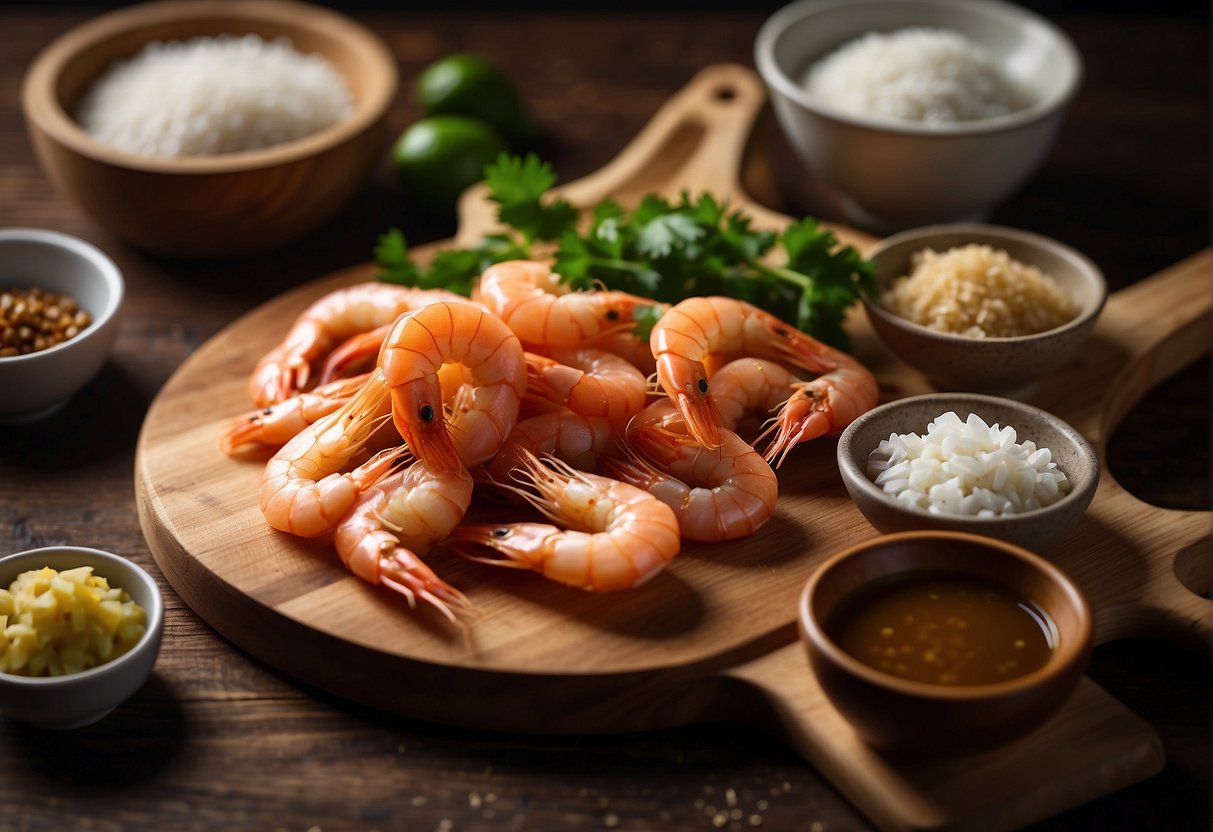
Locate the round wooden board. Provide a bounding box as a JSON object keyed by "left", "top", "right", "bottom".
{"left": 135, "top": 64, "right": 1210, "bottom": 736}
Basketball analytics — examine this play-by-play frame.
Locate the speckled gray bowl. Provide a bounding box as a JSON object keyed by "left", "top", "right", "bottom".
{"left": 837, "top": 393, "right": 1099, "bottom": 552}
{"left": 863, "top": 224, "right": 1106, "bottom": 395}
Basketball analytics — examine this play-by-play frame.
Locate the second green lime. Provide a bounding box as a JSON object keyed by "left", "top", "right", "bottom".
{"left": 392, "top": 115, "right": 509, "bottom": 216}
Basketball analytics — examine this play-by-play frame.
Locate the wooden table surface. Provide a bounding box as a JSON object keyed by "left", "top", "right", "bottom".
{"left": 0, "top": 4, "right": 1207, "bottom": 831}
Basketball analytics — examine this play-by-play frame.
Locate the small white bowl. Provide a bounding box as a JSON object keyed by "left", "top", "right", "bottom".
{"left": 0, "top": 228, "right": 124, "bottom": 422}
{"left": 755, "top": 0, "right": 1082, "bottom": 231}
{"left": 0, "top": 546, "right": 164, "bottom": 730}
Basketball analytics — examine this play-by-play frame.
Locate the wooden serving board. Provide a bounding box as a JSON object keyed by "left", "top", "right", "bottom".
{"left": 135, "top": 65, "right": 1211, "bottom": 831}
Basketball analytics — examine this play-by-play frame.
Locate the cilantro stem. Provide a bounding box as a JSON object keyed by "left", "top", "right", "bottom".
{"left": 580, "top": 256, "right": 649, "bottom": 275}
{"left": 748, "top": 259, "right": 813, "bottom": 291}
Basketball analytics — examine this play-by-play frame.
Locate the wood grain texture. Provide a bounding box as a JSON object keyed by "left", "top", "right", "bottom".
{"left": 134, "top": 65, "right": 1209, "bottom": 832}
{"left": 1, "top": 8, "right": 1207, "bottom": 832}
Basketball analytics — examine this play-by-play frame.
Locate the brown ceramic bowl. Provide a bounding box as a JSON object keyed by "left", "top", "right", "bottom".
{"left": 800, "top": 530, "right": 1093, "bottom": 755}
{"left": 837, "top": 393, "right": 1100, "bottom": 553}
{"left": 863, "top": 224, "right": 1106, "bottom": 394}
{"left": 21, "top": 0, "right": 397, "bottom": 260}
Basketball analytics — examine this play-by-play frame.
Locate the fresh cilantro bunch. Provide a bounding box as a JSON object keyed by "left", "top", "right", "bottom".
{"left": 376, "top": 153, "right": 874, "bottom": 349}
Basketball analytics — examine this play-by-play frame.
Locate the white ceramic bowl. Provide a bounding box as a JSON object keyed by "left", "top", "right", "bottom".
{"left": 0, "top": 546, "right": 164, "bottom": 729}
{"left": 0, "top": 228, "right": 124, "bottom": 422}
{"left": 755, "top": 0, "right": 1082, "bottom": 231}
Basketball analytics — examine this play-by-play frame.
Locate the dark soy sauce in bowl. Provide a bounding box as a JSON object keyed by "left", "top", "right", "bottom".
{"left": 827, "top": 572, "right": 1057, "bottom": 686}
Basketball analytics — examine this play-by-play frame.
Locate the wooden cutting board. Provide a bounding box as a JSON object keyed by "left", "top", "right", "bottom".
{"left": 135, "top": 64, "right": 1211, "bottom": 832}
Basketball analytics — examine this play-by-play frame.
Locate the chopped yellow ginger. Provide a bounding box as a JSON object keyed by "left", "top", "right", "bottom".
{"left": 0, "top": 565, "right": 147, "bottom": 677}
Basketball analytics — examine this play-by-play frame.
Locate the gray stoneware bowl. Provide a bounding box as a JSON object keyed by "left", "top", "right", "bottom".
{"left": 754, "top": 0, "right": 1082, "bottom": 231}
{"left": 0, "top": 228, "right": 124, "bottom": 422}
{"left": 863, "top": 224, "right": 1106, "bottom": 395}
{"left": 836, "top": 393, "right": 1099, "bottom": 552}
{"left": 0, "top": 546, "right": 164, "bottom": 729}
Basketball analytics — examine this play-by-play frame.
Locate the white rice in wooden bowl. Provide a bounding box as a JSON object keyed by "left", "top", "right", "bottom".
{"left": 881, "top": 244, "right": 1076, "bottom": 338}
{"left": 803, "top": 27, "right": 1024, "bottom": 125}
{"left": 866, "top": 411, "right": 1071, "bottom": 517}
{"left": 75, "top": 33, "right": 354, "bottom": 158}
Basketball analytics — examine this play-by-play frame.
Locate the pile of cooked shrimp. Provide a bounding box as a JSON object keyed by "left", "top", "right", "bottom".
{"left": 220, "top": 260, "right": 877, "bottom": 622}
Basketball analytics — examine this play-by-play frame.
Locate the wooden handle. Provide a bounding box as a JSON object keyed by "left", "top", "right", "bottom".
{"left": 720, "top": 643, "right": 1163, "bottom": 832}
{"left": 558, "top": 63, "right": 769, "bottom": 207}
{"left": 452, "top": 64, "right": 867, "bottom": 250}
{"left": 1044, "top": 250, "right": 1212, "bottom": 649}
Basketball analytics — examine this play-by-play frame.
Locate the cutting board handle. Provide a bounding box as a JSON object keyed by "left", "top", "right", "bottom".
{"left": 720, "top": 641, "right": 1164, "bottom": 832}
{"left": 1051, "top": 250, "right": 1212, "bottom": 649}
{"left": 452, "top": 63, "right": 817, "bottom": 249}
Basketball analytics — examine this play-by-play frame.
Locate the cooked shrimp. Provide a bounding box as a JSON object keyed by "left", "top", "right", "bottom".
{"left": 649, "top": 296, "right": 876, "bottom": 450}
{"left": 259, "top": 368, "right": 408, "bottom": 537}
{"left": 317, "top": 323, "right": 392, "bottom": 385}
{"left": 585, "top": 329, "right": 659, "bottom": 376}
{"left": 487, "top": 410, "right": 627, "bottom": 483}
{"left": 334, "top": 458, "right": 473, "bottom": 622}
{"left": 249, "top": 283, "right": 464, "bottom": 407}
{"left": 708, "top": 358, "right": 800, "bottom": 436}
{"left": 476, "top": 260, "right": 651, "bottom": 347}
{"left": 222, "top": 373, "right": 372, "bottom": 459}
{"left": 381, "top": 300, "right": 527, "bottom": 476}
{"left": 447, "top": 452, "right": 681, "bottom": 591}
{"left": 602, "top": 400, "right": 778, "bottom": 542}
{"left": 525, "top": 347, "right": 648, "bottom": 419}
{"left": 759, "top": 366, "right": 880, "bottom": 467}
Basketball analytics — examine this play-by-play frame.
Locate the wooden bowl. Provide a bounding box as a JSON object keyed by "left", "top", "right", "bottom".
{"left": 20, "top": 0, "right": 398, "bottom": 260}
{"left": 862, "top": 224, "right": 1107, "bottom": 394}
{"left": 799, "top": 530, "right": 1093, "bottom": 755}
{"left": 836, "top": 393, "right": 1100, "bottom": 553}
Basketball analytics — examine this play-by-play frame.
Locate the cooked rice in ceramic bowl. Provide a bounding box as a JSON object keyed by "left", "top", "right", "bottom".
{"left": 754, "top": 0, "right": 1082, "bottom": 230}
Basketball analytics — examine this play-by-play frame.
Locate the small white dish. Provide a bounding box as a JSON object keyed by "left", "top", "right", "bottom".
{"left": 0, "top": 228, "right": 124, "bottom": 422}
{"left": 0, "top": 546, "right": 163, "bottom": 729}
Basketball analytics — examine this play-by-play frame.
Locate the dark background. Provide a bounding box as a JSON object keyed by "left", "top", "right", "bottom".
{"left": 1, "top": 0, "right": 1207, "bottom": 13}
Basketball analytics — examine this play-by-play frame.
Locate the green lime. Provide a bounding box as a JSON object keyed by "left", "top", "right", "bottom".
{"left": 416, "top": 52, "right": 538, "bottom": 146}
{"left": 392, "top": 115, "right": 509, "bottom": 216}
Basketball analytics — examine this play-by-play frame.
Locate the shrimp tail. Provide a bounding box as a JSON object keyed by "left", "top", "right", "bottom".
{"left": 339, "top": 527, "right": 470, "bottom": 623}
{"left": 378, "top": 545, "right": 471, "bottom": 623}
{"left": 221, "top": 408, "right": 281, "bottom": 460}
{"left": 251, "top": 353, "right": 311, "bottom": 408}
{"left": 319, "top": 324, "right": 391, "bottom": 386}
{"left": 755, "top": 391, "right": 832, "bottom": 468}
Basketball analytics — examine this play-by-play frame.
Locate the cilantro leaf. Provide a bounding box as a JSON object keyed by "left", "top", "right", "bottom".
{"left": 485, "top": 153, "right": 578, "bottom": 242}
{"left": 635, "top": 212, "right": 704, "bottom": 259}
{"left": 374, "top": 228, "right": 422, "bottom": 285}
{"left": 376, "top": 154, "right": 873, "bottom": 352}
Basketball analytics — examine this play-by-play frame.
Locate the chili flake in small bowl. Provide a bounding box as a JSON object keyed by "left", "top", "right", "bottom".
{"left": 0, "top": 286, "right": 93, "bottom": 356}
{"left": 0, "top": 228, "right": 123, "bottom": 422}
